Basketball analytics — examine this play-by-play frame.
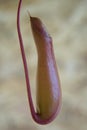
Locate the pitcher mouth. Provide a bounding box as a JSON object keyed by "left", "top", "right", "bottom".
{"left": 30, "top": 16, "right": 51, "bottom": 39}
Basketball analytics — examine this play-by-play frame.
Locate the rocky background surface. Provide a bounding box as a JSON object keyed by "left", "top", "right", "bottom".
{"left": 0, "top": 0, "right": 87, "bottom": 130}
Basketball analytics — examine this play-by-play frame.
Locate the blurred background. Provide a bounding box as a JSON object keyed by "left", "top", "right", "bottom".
{"left": 0, "top": 0, "right": 87, "bottom": 130}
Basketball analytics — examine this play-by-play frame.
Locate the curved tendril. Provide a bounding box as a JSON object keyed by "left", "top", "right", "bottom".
{"left": 17, "top": 0, "right": 36, "bottom": 122}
